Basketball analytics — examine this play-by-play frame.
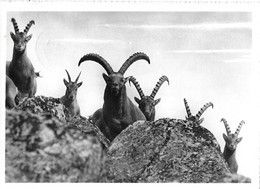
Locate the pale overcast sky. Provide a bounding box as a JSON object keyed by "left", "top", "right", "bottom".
{"left": 5, "top": 11, "right": 258, "bottom": 179}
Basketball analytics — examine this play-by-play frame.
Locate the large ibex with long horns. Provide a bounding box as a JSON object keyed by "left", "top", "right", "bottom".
{"left": 221, "top": 118, "right": 244, "bottom": 173}
{"left": 7, "top": 18, "right": 37, "bottom": 99}
{"left": 78, "top": 52, "right": 150, "bottom": 141}
{"left": 183, "top": 98, "right": 213, "bottom": 124}
{"left": 128, "top": 75, "right": 169, "bottom": 121}
{"left": 60, "top": 70, "right": 83, "bottom": 116}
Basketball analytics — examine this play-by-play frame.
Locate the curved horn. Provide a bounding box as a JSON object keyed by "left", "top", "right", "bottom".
{"left": 24, "top": 20, "right": 35, "bottom": 34}
{"left": 221, "top": 118, "right": 231, "bottom": 135}
{"left": 65, "top": 69, "right": 71, "bottom": 82}
{"left": 235, "top": 120, "right": 245, "bottom": 136}
{"left": 128, "top": 76, "right": 145, "bottom": 99}
{"left": 78, "top": 53, "right": 114, "bottom": 75}
{"left": 150, "top": 75, "right": 169, "bottom": 99}
{"left": 118, "top": 52, "right": 150, "bottom": 75}
{"left": 195, "top": 102, "right": 214, "bottom": 119}
{"left": 11, "top": 18, "right": 19, "bottom": 34}
{"left": 184, "top": 98, "right": 192, "bottom": 118}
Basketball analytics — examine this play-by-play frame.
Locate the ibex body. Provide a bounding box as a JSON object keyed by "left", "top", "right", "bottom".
{"left": 8, "top": 18, "right": 37, "bottom": 98}
{"left": 221, "top": 118, "right": 244, "bottom": 173}
{"left": 183, "top": 98, "right": 213, "bottom": 124}
{"left": 6, "top": 75, "right": 18, "bottom": 109}
{"left": 129, "top": 75, "right": 169, "bottom": 121}
{"left": 60, "top": 70, "right": 82, "bottom": 116}
{"left": 78, "top": 52, "right": 150, "bottom": 141}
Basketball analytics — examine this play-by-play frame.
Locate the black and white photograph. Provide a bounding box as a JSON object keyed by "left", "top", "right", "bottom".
{"left": 1, "top": 0, "right": 260, "bottom": 187}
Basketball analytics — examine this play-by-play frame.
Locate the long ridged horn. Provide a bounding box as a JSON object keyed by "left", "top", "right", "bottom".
{"left": 221, "top": 118, "right": 231, "bottom": 136}
{"left": 75, "top": 72, "right": 82, "bottom": 83}
{"left": 184, "top": 98, "right": 192, "bottom": 118}
{"left": 118, "top": 52, "right": 150, "bottom": 75}
{"left": 11, "top": 18, "right": 19, "bottom": 34}
{"left": 65, "top": 69, "right": 71, "bottom": 82}
{"left": 78, "top": 53, "right": 114, "bottom": 75}
{"left": 195, "top": 102, "right": 214, "bottom": 119}
{"left": 128, "top": 76, "right": 145, "bottom": 99}
{"left": 235, "top": 120, "right": 245, "bottom": 136}
{"left": 24, "top": 20, "right": 35, "bottom": 34}
{"left": 150, "top": 75, "right": 169, "bottom": 99}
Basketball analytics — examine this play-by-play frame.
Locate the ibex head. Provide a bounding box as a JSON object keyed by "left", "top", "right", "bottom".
{"left": 78, "top": 52, "right": 150, "bottom": 97}
{"left": 129, "top": 75, "right": 169, "bottom": 120}
{"left": 221, "top": 118, "right": 244, "bottom": 151}
{"left": 10, "top": 18, "right": 35, "bottom": 52}
{"left": 184, "top": 98, "right": 213, "bottom": 124}
{"left": 63, "top": 69, "right": 82, "bottom": 101}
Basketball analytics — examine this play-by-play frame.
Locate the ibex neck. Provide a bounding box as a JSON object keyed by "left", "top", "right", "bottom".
{"left": 12, "top": 47, "right": 28, "bottom": 60}
{"left": 62, "top": 96, "right": 75, "bottom": 107}
{"left": 223, "top": 145, "right": 236, "bottom": 161}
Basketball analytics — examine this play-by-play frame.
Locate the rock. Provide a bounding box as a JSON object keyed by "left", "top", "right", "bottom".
{"left": 215, "top": 173, "right": 251, "bottom": 183}
{"left": 5, "top": 108, "right": 105, "bottom": 182}
{"left": 16, "top": 96, "right": 67, "bottom": 122}
{"left": 102, "top": 118, "right": 234, "bottom": 183}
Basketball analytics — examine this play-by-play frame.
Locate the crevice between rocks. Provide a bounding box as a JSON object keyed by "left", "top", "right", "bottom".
{"left": 135, "top": 125, "right": 172, "bottom": 182}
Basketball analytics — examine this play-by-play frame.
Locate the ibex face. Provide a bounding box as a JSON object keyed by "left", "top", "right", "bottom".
{"left": 223, "top": 133, "right": 242, "bottom": 151}
{"left": 10, "top": 32, "right": 32, "bottom": 52}
{"left": 135, "top": 96, "right": 160, "bottom": 120}
{"left": 63, "top": 70, "right": 82, "bottom": 102}
{"left": 221, "top": 118, "right": 244, "bottom": 151}
{"left": 64, "top": 81, "right": 82, "bottom": 101}
{"left": 10, "top": 18, "right": 34, "bottom": 53}
{"left": 103, "top": 73, "right": 129, "bottom": 96}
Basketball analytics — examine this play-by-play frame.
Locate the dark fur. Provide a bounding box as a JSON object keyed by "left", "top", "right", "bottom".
{"left": 6, "top": 75, "right": 17, "bottom": 109}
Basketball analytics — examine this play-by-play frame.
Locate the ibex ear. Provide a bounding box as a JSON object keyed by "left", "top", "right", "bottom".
{"left": 124, "top": 76, "right": 130, "bottom": 84}
{"left": 153, "top": 98, "right": 161, "bottom": 106}
{"left": 63, "top": 79, "right": 69, "bottom": 86}
{"left": 10, "top": 32, "right": 16, "bottom": 40}
{"left": 102, "top": 73, "right": 109, "bottom": 83}
{"left": 134, "top": 97, "right": 141, "bottom": 104}
{"left": 223, "top": 133, "right": 228, "bottom": 141}
{"left": 25, "top": 34, "right": 32, "bottom": 42}
{"left": 198, "top": 118, "right": 204, "bottom": 124}
{"left": 236, "top": 137, "right": 243, "bottom": 144}
{"left": 77, "top": 82, "right": 83, "bottom": 88}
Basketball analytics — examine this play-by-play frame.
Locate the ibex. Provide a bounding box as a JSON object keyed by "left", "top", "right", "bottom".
{"left": 128, "top": 75, "right": 169, "bottom": 121}
{"left": 221, "top": 118, "right": 244, "bottom": 173}
{"left": 183, "top": 98, "right": 213, "bottom": 124}
{"left": 60, "top": 70, "right": 82, "bottom": 116}
{"left": 6, "top": 75, "right": 18, "bottom": 109}
{"left": 78, "top": 52, "right": 150, "bottom": 141}
{"left": 8, "top": 18, "right": 37, "bottom": 98}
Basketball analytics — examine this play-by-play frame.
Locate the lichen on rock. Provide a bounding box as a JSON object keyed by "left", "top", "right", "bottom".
{"left": 102, "top": 118, "right": 237, "bottom": 183}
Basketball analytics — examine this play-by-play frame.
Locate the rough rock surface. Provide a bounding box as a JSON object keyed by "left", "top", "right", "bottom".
{"left": 6, "top": 96, "right": 250, "bottom": 183}
{"left": 5, "top": 96, "right": 109, "bottom": 182}
{"left": 103, "top": 118, "right": 234, "bottom": 183}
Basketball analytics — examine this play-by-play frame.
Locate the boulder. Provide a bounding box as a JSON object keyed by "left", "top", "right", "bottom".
{"left": 5, "top": 95, "right": 110, "bottom": 182}
{"left": 102, "top": 118, "right": 233, "bottom": 183}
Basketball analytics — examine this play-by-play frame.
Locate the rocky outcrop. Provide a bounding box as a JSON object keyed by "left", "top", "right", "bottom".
{"left": 102, "top": 119, "right": 235, "bottom": 183}
{"left": 5, "top": 96, "right": 250, "bottom": 183}
{"left": 5, "top": 96, "right": 109, "bottom": 182}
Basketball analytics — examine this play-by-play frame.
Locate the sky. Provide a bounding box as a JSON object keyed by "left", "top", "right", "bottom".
{"left": 4, "top": 11, "right": 259, "bottom": 181}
